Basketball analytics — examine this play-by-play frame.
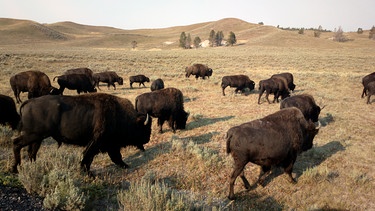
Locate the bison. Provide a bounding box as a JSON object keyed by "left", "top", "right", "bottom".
{"left": 185, "top": 64, "right": 213, "bottom": 80}
{"left": 271, "top": 72, "right": 296, "bottom": 91}
{"left": 361, "top": 72, "right": 375, "bottom": 98}
{"left": 0, "top": 94, "right": 20, "bottom": 130}
{"left": 129, "top": 75, "right": 150, "bottom": 88}
{"left": 12, "top": 93, "right": 152, "bottom": 174}
{"left": 365, "top": 81, "right": 375, "bottom": 104}
{"left": 135, "top": 87, "right": 189, "bottom": 133}
{"left": 93, "top": 71, "right": 123, "bottom": 90}
{"left": 226, "top": 107, "right": 320, "bottom": 200}
{"left": 150, "top": 78, "right": 165, "bottom": 91}
{"left": 9, "top": 70, "right": 59, "bottom": 104}
{"left": 280, "top": 94, "right": 322, "bottom": 122}
{"left": 258, "top": 77, "right": 290, "bottom": 104}
{"left": 221, "top": 75, "right": 255, "bottom": 96}
{"left": 53, "top": 74, "right": 97, "bottom": 95}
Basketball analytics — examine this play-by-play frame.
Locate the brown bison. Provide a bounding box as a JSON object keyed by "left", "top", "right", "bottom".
{"left": 93, "top": 71, "right": 123, "bottom": 90}
{"left": 361, "top": 72, "right": 375, "bottom": 98}
{"left": 129, "top": 75, "right": 150, "bottom": 88}
{"left": 9, "top": 70, "right": 59, "bottom": 104}
{"left": 271, "top": 72, "right": 296, "bottom": 91}
{"left": 365, "top": 81, "right": 375, "bottom": 104}
{"left": 150, "top": 78, "right": 165, "bottom": 91}
{"left": 221, "top": 75, "right": 255, "bottom": 96}
{"left": 226, "top": 107, "right": 320, "bottom": 200}
{"left": 0, "top": 94, "right": 20, "bottom": 130}
{"left": 64, "top": 67, "right": 94, "bottom": 78}
{"left": 135, "top": 87, "right": 189, "bottom": 133}
{"left": 258, "top": 77, "right": 290, "bottom": 104}
{"left": 12, "top": 93, "right": 152, "bottom": 174}
{"left": 185, "top": 64, "right": 213, "bottom": 80}
{"left": 280, "top": 94, "right": 322, "bottom": 122}
{"left": 53, "top": 74, "right": 97, "bottom": 95}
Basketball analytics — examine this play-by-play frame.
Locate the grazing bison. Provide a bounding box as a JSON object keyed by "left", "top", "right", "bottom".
{"left": 226, "top": 107, "right": 320, "bottom": 200}
{"left": 135, "top": 87, "right": 189, "bottom": 133}
{"left": 12, "top": 93, "right": 152, "bottom": 174}
{"left": 280, "top": 94, "right": 322, "bottom": 122}
{"left": 361, "top": 72, "right": 375, "bottom": 98}
{"left": 64, "top": 67, "right": 94, "bottom": 78}
{"left": 150, "top": 78, "right": 165, "bottom": 91}
{"left": 93, "top": 71, "right": 124, "bottom": 90}
{"left": 53, "top": 74, "right": 97, "bottom": 95}
{"left": 129, "top": 75, "right": 150, "bottom": 88}
{"left": 271, "top": 72, "right": 296, "bottom": 91}
{"left": 0, "top": 94, "right": 20, "bottom": 130}
{"left": 9, "top": 70, "right": 59, "bottom": 104}
{"left": 258, "top": 77, "right": 290, "bottom": 104}
{"left": 365, "top": 81, "right": 375, "bottom": 104}
{"left": 185, "top": 64, "right": 213, "bottom": 80}
{"left": 221, "top": 75, "right": 255, "bottom": 96}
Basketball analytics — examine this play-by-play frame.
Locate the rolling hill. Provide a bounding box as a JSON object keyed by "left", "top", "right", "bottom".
{"left": 0, "top": 17, "right": 373, "bottom": 49}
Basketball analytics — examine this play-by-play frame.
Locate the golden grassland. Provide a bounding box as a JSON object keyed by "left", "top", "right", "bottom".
{"left": 0, "top": 20, "right": 375, "bottom": 209}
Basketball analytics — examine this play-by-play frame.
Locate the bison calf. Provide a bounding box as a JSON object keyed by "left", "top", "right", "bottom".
{"left": 226, "top": 107, "right": 320, "bottom": 200}
{"left": 221, "top": 75, "right": 255, "bottom": 96}
{"left": 129, "top": 75, "right": 150, "bottom": 88}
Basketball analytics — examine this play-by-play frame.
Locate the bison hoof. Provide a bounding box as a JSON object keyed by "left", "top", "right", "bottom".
{"left": 11, "top": 166, "right": 18, "bottom": 174}
{"left": 228, "top": 194, "right": 235, "bottom": 200}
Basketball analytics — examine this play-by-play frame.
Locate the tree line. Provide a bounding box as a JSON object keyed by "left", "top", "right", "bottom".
{"left": 179, "top": 30, "right": 237, "bottom": 49}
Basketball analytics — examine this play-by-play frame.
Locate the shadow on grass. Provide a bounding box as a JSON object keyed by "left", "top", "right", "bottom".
{"left": 187, "top": 116, "right": 234, "bottom": 130}
{"left": 180, "top": 131, "right": 220, "bottom": 145}
{"left": 224, "top": 193, "right": 284, "bottom": 210}
{"left": 251, "top": 140, "right": 345, "bottom": 187}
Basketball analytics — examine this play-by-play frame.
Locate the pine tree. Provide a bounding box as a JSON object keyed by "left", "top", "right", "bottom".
{"left": 215, "top": 31, "right": 224, "bottom": 46}
{"left": 209, "top": 30, "right": 215, "bottom": 47}
{"left": 193, "top": 36, "right": 201, "bottom": 48}
{"left": 227, "top": 31, "right": 237, "bottom": 46}
{"left": 179, "top": 32, "right": 187, "bottom": 48}
{"left": 369, "top": 26, "right": 375, "bottom": 40}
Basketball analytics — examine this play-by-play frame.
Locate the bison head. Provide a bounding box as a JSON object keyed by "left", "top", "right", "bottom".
{"left": 118, "top": 77, "right": 124, "bottom": 85}
{"left": 175, "top": 110, "right": 189, "bottom": 130}
{"left": 301, "top": 120, "right": 320, "bottom": 151}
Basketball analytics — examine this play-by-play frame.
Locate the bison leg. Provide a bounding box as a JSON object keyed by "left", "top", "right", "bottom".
{"left": 27, "top": 141, "right": 42, "bottom": 161}
{"left": 12, "top": 134, "right": 43, "bottom": 173}
{"left": 222, "top": 87, "right": 226, "bottom": 96}
{"left": 367, "top": 94, "right": 371, "bottom": 104}
{"left": 13, "top": 90, "right": 21, "bottom": 104}
{"left": 228, "top": 157, "right": 248, "bottom": 200}
{"left": 107, "top": 149, "right": 129, "bottom": 168}
{"left": 258, "top": 90, "right": 264, "bottom": 104}
{"left": 157, "top": 118, "right": 165, "bottom": 133}
{"left": 258, "top": 165, "right": 271, "bottom": 186}
{"left": 283, "top": 159, "right": 297, "bottom": 183}
{"left": 362, "top": 87, "right": 367, "bottom": 98}
{"left": 265, "top": 91, "right": 272, "bottom": 104}
{"left": 81, "top": 142, "right": 100, "bottom": 173}
{"left": 130, "top": 82, "right": 133, "bottom": 89}
{"left": 168, "top": 117, "right": 176, "bottom": 133}
{"left": 240, "top": 170, "right": 251, "bottom": 189}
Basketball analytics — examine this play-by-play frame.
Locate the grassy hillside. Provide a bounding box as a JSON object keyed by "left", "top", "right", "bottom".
{"left": 0, "top": 18, "right": 374, "bottom": 210}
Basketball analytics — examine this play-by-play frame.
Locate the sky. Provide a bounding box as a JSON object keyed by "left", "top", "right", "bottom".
{"left": 1, "top": 0, "right": 374, "bottom": 32}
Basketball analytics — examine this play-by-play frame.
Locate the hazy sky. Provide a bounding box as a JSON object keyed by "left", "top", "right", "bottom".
{"left": 1, "top": 0, "right": 374, "bottom": 31}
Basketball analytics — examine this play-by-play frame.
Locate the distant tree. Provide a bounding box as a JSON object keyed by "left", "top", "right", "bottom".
{"left": 215, "top": 31, "right": 224, "bottom": 46}
{"left": 209, "top": 30, "right": 216, "bottom": 47}
{"left": 179, "top": 32, "right": 187, "bottom": 49}
{"left": 258, "top": 22, "right": 264, "bottom": 25}
{"left": 369, "top": 26, "right": 375, "bottom": 40}
{"left": 186, "top": 33, "right": 192, "bottom": 49}
{"left": 357, "top": 28, "right": 363, "bottom": 34}
{"left": 193, "top": 36, "right": 201, "bottom": 48}
{"left": 227, "top": 31, "right": 237, "bottom": 46}
{"left": 334, "top": 26, "right": 347, "bottom": 42}
{"left": 314, "top": 25, "right": 323, "bottom": 38}
{"left": 298, "top": 28, "right": 304, "bottom": 35}
{"left": 131, "top": 41, "right": 137, "bottom": 49}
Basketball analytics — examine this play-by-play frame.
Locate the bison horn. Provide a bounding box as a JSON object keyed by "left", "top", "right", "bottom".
{"left": 315, "top": 121, "right": 321, "bottom": 129}
{"left": 144, "top": 113, "right": 150, "bottom": 125}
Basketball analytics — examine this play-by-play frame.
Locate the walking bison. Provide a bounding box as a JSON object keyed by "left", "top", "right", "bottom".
{"left": 53, "top": 73, "right": 97, "bottom": 95}
{"left": 258, "top": 77, "right": 290, "bottom": 104}
{"left": 361, "top": 72, "right": 375, "bottom": 98}
{"left": 221, "top": 75, "right": 255, "bottom": 96}
{"left": 226, "top": 107, "right": 320, "bottom": 200}
{"left": 93, "top": 71, "right": 123, "bottom": 90}
{"left": 9, "top": 70, "right": 59, "bottom": 103}
{"left": 12, "top": 93, "right": 152, "bottom": 174}
{"left": 185, "top": 64, "right": 213, "bottom": 80}
{"left": 135, "top": 87, "right": 189, "bottom": 133}
{"left": 271, "top": 72, "right": 296, "bottom": 91}
{"left": 129, "top": 74, "right": 150, "bottom": 88}
{"left": 365, "top": 81, "right": 375, "bottom": 104}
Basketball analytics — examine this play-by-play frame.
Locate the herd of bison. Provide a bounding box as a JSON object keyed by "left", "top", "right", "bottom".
{"left": 0, "top": 63, "right": 374, "bottom": 199}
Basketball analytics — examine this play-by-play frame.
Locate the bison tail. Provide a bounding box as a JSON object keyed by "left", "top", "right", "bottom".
{"left": 225, "top": 132, "right": 232, "bottom": 154}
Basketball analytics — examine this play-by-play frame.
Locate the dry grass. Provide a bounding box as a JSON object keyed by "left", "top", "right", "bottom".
{"left": 0, "top": 19, "right": 375, "bottom": 210}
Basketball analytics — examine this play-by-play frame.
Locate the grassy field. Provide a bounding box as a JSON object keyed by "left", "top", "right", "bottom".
{"left": 0, "top": 18, "right": 375, "bottom": 210}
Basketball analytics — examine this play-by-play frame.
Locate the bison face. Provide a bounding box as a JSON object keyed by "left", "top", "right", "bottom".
{"left": 207, "top": 69, "right": 213, "bottom": 77}
{"left": 302, "top": 121, "right": 320, "bottom": 151}
{"left": 248, "top": 81, "right": 255, "bottom": 91}
{"left": 176, "top": 111, "right": 189, "bottom": 130}
{"left": 118, "top": 77, "right": 124, "bottom": 85}
{"left": 49, "top": 87, "right": 61, "bottom": 95}
{"left": 310, "top": 106, "right": 321, "bottom": 123}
